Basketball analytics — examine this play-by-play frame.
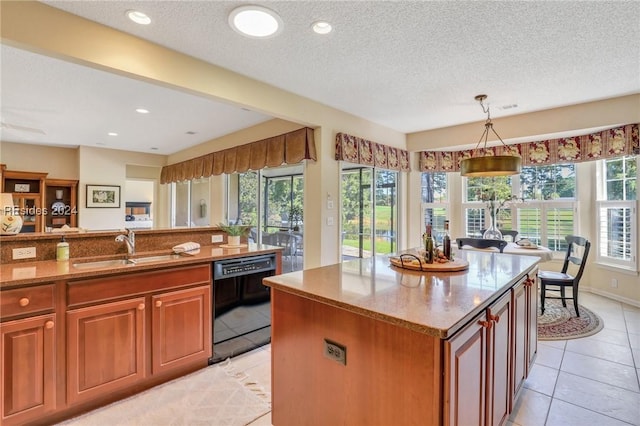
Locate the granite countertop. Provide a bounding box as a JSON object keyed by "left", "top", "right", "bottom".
{"left": 263, "top": 249, "right": 539, "bottom": 339}
{"left": 0, "top": 244, "right": 282, "bottom": 289}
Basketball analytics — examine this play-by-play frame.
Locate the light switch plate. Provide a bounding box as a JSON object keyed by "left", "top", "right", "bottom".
{"left": 211, "top": 234, "right": 223, "bottom": 243}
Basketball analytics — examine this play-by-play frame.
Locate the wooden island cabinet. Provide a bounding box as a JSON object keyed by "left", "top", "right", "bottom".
{"left": 264, "top": 250, "right": 539, "bottom": 426}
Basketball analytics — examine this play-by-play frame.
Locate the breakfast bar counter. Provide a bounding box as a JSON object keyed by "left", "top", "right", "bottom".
{"left": 263, "top": 249, "right": 540, "bottom": 426}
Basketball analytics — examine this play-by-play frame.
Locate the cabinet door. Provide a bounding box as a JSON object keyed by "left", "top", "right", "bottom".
{"left": 151, "top": 285, "right": 211, "bottom": 374}
{"left": 444, "top": 311, "right": 488, "bottom": 426}
{"left": 1, "top": 314, "right": 56, "bottom": 425}
{"left": 67, "top": 298, "right": 146, "bottom": 405}
{"left": 487, "top": 292, "right": 512, "bottom": 426}
{"left": 511, "top": 278, "right": 528, "bottom": 403}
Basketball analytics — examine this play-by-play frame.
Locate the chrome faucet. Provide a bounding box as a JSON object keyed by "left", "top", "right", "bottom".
{"left": 115, "top": 229, "right": 135, "bottom": 256}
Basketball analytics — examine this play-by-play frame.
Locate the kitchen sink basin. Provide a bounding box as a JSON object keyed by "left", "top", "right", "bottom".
{"left": 129, "top": 254, "right": 181, "bottom": 264}
{"left": 72, "top": 259, "right": 132, "bottom": 269}
{"left": 72, "top": 254, "right": 181, "bottom": 269}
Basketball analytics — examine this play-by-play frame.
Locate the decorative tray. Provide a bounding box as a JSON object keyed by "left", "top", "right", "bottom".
{"left": 389, "top": 253, "right": 469, "bottom": 272}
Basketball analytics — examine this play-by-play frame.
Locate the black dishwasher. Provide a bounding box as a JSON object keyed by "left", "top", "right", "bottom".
{"left": 210, "top": 254, "right": 277, "bottom": 364}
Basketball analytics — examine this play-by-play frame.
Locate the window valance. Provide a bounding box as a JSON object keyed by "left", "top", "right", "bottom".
{"left": 419, "top": 123, "right": 639, "bottom": 173}
{"left": 335, "top": 132, "right": 411, "bottom": 172}
{"left": 160, "top": 127, "right": 316, "bottom": 184}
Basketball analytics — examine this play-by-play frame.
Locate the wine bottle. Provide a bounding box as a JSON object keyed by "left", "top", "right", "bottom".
{"left": 443, "top": 220, "right": 451, "bottom": 260}
{"left": 424, "top": 223, "right": 434, "bottom": 264}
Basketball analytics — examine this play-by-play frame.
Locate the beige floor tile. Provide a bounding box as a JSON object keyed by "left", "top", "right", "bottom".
{"left": 523, "top": 363, "right": 559, "bottom": 396}
{"left": 560, "top": 351, "right": 639, "bottom": 392}
{"left": 507, "top": 388, "right": 551, "bottom": 426}
{"left": 231, "top": 346, "right": 272, "bottom": 372}
{"left": 580, "top": 327, "right": 631, "bottom": 347}
{"left": 539, "top": 339, "right": 567, "bottom": 350}
{"left": 247, "top": 412, "right": 273, "bottom": 425}
{"left": 629, "top": 332, "right": 640, "bottom": 350}
{"left": 535, "top": 344, "right": 565, "bottom": 369}
{"left": 554, "top": 371, "right": 640, "bottom": 425}
{"left": 566, "top": 338, "right": 635, "bottom": 366}
{"left": 245, "top": 360, "right": 272, "bottom": 391}
{"left": 546, "top": 399, "right": 634, "bottom": 426}
{"left": 602, "top": 317, "right": 630, "bottom": 333}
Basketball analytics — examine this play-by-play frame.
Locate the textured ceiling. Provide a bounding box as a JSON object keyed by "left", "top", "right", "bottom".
{"left": 2, "top": 1, "right": 639, "bottom": 154}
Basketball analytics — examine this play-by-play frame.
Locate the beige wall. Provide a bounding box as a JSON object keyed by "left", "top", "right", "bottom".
{"left": 0, "top": 141, "right": 79, "bottom": 180}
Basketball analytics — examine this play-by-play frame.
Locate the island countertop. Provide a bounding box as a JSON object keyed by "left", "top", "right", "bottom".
{"left": 263, "top": 248, "right": 539, "bottom": 338}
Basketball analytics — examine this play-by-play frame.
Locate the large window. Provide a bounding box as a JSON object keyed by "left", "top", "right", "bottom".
{"left": 461, "top": 164, "right": 577, "bottom": 251}
{"left": 596, "top": 156, "right": 637, "bottom": 270}
{"left": 341, "top": 167, "right": 398, "bottom": 259}
{"left": 421, "top": 172, "right": 449, "bottom": 242}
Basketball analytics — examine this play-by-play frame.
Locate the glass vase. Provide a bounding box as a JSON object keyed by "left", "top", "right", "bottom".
{"left": 483, "top": 205, "right": 503, "bottom": 240}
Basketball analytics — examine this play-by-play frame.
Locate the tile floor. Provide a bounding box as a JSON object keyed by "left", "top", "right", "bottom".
{"left": 241, "top": 291, "right": 640, "bottom": 426}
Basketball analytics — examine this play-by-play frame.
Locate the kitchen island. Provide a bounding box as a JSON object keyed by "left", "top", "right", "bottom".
{"left": 263, "top": 249, "right": 539, "bottom": 426}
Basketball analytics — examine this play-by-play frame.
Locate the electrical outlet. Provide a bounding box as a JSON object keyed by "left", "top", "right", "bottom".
{"left": 326, "top": 216, "right": 334, "bottom": 226}
{"left": 211, "top": 234, "right": 223, "bottom": 243}
{"left": 611, "top": 278, "right": 618, "bottom": 288}
{"left": 13, "top": 247, "right": 36, "bottom": 260}
{"left": 324, "top": 339, "right": 346, "bottom": 365}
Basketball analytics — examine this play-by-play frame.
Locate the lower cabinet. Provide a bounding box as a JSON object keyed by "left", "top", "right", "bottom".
{"left": 445, "top": 273, "right": 536, "bottom": 426}
{"left": 66, "top": 298, "right": 146, "bottom": 405}
{"left": 0, "top": 314, "right": 56, "bottom": 426}
{"left": 151, "top": 286, "right": 211, "bottom": 375}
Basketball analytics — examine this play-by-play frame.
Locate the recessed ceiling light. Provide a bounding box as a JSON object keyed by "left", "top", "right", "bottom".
{"left": 312, "top": 21, "right": 332, "bottom": 35}
{"left": 228, "top": 5, "right": 283, "bottom": 38}
{"left": 126, "top": 10, "right": 151, "bottom": 25}
{"left": 108, "top": 132, "right": 118, "bottom": 136}
{"left": 136, "top": 108, "right": 150, "bottom": 114}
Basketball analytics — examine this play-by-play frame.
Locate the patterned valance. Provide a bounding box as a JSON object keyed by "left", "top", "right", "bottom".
{"left": 419, "top": 123, "right": 639, "bottom": 172}
{"left": 160, "top": 127, "right": 316, "bottom": 184}
{"left": 335, "top": 132, "right": 411, "bottom": 172}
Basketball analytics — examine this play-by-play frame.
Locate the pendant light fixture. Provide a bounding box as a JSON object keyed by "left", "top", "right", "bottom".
{"left": 460, "top": 94, "right": 522, "bottom": 177}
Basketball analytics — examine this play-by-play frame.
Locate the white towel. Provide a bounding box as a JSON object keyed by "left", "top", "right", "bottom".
{"left": 172, "top": 242, "right": 201, "bottom": 253}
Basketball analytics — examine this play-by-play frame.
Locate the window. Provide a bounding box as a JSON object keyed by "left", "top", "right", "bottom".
{"left": 461, "top": 176, "right": 512, "bottom": 237}
{"left": 596, "top": 156, "right": 637, "bottom": 271}
{"left": 170, "top": 178, "right": 210, "bottom": 227}
{"left": 461, "top": 164, "right": 577, "bottom": 252}
{"left": 421, "top": 172, "right": 449, "bottom": 242}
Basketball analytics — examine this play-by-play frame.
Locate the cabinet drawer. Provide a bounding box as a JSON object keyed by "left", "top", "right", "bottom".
{"left": 68, "top": 264, "right": 211, "bottom": 308}
{"left": 1, "top": 284, "right": 55, "bottom": 320}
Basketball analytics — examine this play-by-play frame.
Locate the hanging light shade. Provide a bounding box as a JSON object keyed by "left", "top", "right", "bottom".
{"left": 460, "top": 94, "right": 522, "bottom": 177}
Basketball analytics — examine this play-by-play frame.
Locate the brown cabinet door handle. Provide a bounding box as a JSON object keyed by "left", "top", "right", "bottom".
{"left": 138, "top": 303, "right": 145, "bottom": 311}
{"left": 478, "top": 320, "right": 492, "bottom": 328}
{"left": 45, "top": 321, "right": 54, "bottom": 329}
{"left": 488, "top": 313, "right": 500, "bottom": 323}
{"left": 19, "top": 297, "right": 30, "bottom": 307}
{"left": 155, "top": 300, "right": 162, "bottom": 308}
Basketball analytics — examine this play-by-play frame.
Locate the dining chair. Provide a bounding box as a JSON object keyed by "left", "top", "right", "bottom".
{"left": 272, "top": 232, "right": 301, "bottom": 271}
{"left": 539, "top": 235, "right": 591, "bottom": 317}
{"left": 479, "top": 229, "right": 519, "bottom": 242}
{"left": 456, "top": 238, "right": 508, "bottom": 253}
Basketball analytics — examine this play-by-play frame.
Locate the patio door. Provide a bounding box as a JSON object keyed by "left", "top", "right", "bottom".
{"left": 341, "top": 167, "right": 397, "bottom": 260}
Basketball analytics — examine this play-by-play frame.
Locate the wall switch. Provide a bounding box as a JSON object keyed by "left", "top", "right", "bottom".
{"left": 326, "top": 216, "right": 334, "bottom": 226}
{"left": 324, "top": 339, "right": 346, "bottom": 365}
{"left": 611, "top": 278, "right": 618, "bottom": 288}
{"left": 211, "top": 234, "right": 223, "bottom": 243}
{"left": 13, "top": 247, "right": 36, "bottom": 260}
{"left": 327, "top": 200, "right": 334, "bottom": 209}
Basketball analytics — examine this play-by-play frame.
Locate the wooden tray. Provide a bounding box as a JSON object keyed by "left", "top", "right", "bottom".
{"left": 389, "top": 254, "right": 469, "bottom": 272}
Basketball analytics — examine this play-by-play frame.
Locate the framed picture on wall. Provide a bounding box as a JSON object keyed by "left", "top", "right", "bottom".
{"left": 86, "top": 184, "right": 121, "bottom": 208}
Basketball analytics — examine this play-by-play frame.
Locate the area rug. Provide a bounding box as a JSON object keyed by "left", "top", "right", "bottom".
{"left": 57, "top": 358, "right": 271, "bottom": 425}
{"left": 538, "top": 299, "right": 604, "bottom": 341}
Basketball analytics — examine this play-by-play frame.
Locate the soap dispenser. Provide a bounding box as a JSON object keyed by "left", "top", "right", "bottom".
{"left": 57, "top": 236, "right": 69, "bottom": 261}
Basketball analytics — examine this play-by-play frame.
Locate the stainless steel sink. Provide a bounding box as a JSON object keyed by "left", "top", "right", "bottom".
{"left": 129, "top": 254, "right": 181, "bottom": 264}
{"left": 72, "top": 259, "right": 133, "bottom": 269}
{"left": 72, "top": 254, "right": 181, "bottom": 269}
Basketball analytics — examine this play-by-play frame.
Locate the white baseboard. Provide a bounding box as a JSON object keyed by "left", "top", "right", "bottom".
{"left": 582, "top": 286, "right": 640, "bottom": 309}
